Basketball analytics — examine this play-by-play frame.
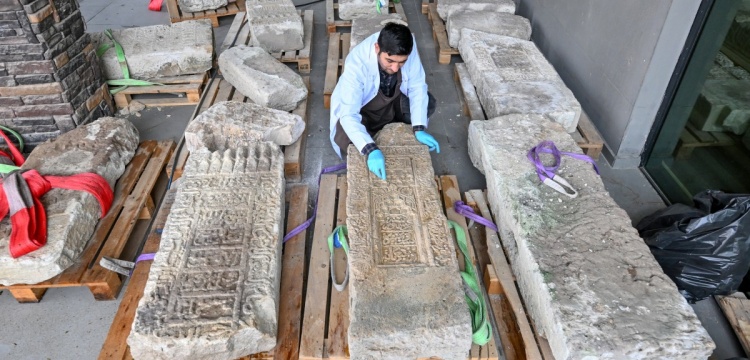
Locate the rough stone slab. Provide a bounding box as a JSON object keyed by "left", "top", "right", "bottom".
{"left": 437, "top": 0, "right": 515, "bottom": 21}
{"left": 338, "top": 0, "right": 378, "bottom": 20}
{"left": 346, "top": 123, "right": 472, "bottom": 359}
{"left": 0, "top": 117, "right": 138, "bottom": 285}
{"left": 447, "top": 11, "right": 530, "bottom": 48}
{"left": 246, "top": 0, "right": 303, "bottom": 52}
{"left": 91, "top": 20, "right": 213, "bottom": 80}
{"left": 467, "top": 115, "right": 715, "bottom": 360}
{"left": 184, "top": 101, "right": 305, "bottom": 152}
{"left": 691, "top": 80, "right": 750, "bottom": 134}
{"left": 129, "top": 144, "right": 285, "bottom": 360}
{"left": 459, "top": 29, "right": 581, "bottom": 132}
{"left": 178, "top": 0, "right": 227, "bottom": 12}
{"left": 218, "top": 45, "right": 307, "bottom": 111}
{"left": 350, "top": 14, "right": 406, "bottom": 48}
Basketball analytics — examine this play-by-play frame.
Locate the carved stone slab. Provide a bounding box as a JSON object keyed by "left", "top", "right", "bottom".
{"left": 447, "top": 11, "right": 530, "bottom": 48}
{"left": 459, "top": 28, "right": 581, "bottom": 132}
{"left": 247, "top": 0, "right": 304, "bottom": 52}
{"left": 350, "top": 14, "right": 406, "bottom": 48}
{"left": 468, "top": 115, "right": 715, "bottom": 359}
{"left": 346, "top": 123, "right": 472, "bottom": 359}
{"left": 338, "top": 0, "right": 378, "bottom": 20}
{"left": 128, "top": 144, "right": 285, "bottom": 360}
{"left": 437, "top": 0, "right": 515, "bottom": 21}
{"left": 218, "top": 45, "right": 308, "bottom": 111}
{"left": 184, "top": 101, "right": 305, "bottom": 152}
{"left": 178, "top": 0, "right": 227, "bottom": 12}
{"left": 0, "top": 117, "right": 139, "bottom": 285}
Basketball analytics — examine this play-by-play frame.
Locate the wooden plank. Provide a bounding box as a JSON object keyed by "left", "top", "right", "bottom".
{"left": 340, "top": 33, "right": 351, "bottom": 74}
{"left": 488, "top": 294, "right": 523, "bottom": 360}
{"left": 7, "top": 288, "right": 47, "bottom": 303}
{"left": 326, "top": 0, "right": 335, "bottom": 32}
{"left": 284, "top": 77, "right": 310, "bottom": 182}
{"left": 484, "top": 265, "right": 501, "bottom": 295}
{"left": 166, "top": 0, "right": 181, "bottom": 23}
{"left": 214, "top": 79, "right": 235, "bottom": 104}
{"left": 455, "top": 63, "right": 486, "bottom": 121}
{"left": 220, "top": 11, "right": 246, "bottom": 55}
{"left": 717, "top": 295, "right": 750, "bottom": 357}
{"left": 117, "top": 82, "right": 201, "bottom": 95}
{"left": 428, "top": 3, "right": 458, "bottom": 64}
{"left": 135, "top": 97, "right": 199, "bottom": 107}
{"left": 327, "top": 176, "right": 349, "bottom": 359}
{"left": 324, "top": 32, "right": 341, "bottom": 109}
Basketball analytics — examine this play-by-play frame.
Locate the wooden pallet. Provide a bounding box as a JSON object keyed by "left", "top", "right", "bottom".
{"left": 220, "top": 10, "right": 314, "bottom": 73}
{"left": 453, "top": 63, "right": 604, "bottom": 160}
{"left": 165, "top": 75, "right": 311, "bottom": 182}
{"left": 421, "top": 0, "right": 435, "bottom": 14}
{"left": 0, "top": 140, "right": 175, "bottom": 303}
{"left": 326, "top": 0, "right": 406, "bottom": 33}
{"left": 675, "top": 122, "right": 735, "bottom": 160}
{"left": 98, "top": 185, "right": 309, "bottom": 360}
{"left": 426, "top": 3, "right": 459, "bottom": 64}
{"left": 166, "top": 0, "right": 246, "bottom": 27}
{"left": 716, "top": 293, "right": 750, "bottom": 358}
{"left": 323, "top": 32, "right": 351, "bottom": 109}
{"left": 113, "top": 72, "right": 209, "bottom": 109}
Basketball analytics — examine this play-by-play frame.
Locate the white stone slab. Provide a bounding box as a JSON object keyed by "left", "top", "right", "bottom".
{"left": 350, "top": 14, "right": 406, "bottom": 48}
{"left": 437, "top": 0, "right": 515, "bottom": 21}
{"left": 447, "top": 11, "right": 530, "bottom": 48}
{"left": 178, "top": 0, "right": 227, "bottom": 12}
{"left": 338, "top": 0, "right": 378, "bottom": 20}
{"left": 246, "top": 0, "right": 304, "bottom": 52}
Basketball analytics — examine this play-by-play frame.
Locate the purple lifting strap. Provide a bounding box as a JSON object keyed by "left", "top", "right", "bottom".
{"left": 527, "top": 140, "right": 599, "bottom": 182}
{"left": 454, "top": 200, "right": 498, "bottom": 232}
{"left": 283, "top": 163, "right": 347, "bottom": 243}
{"left": 129, "top": 252, "right": 156, "bottom": 276}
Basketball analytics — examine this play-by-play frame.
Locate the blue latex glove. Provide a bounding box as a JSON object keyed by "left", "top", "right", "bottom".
{"left": 415, "top": 131, "right": 440, "bottom": 153}
{"left": 367, "top": 150, "right": 386, "bottom": 180}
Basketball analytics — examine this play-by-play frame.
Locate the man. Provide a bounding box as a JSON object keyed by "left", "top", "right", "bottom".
{"left": 329, "top": 23, "right": 438, "bottom": 180}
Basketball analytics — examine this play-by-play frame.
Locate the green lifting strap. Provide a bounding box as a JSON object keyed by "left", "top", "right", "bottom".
{"left": 0, "top": 124, "right": 23, "bottom": 174}
{"left": 449, "top": 220, "right": 492, "bottom": 346}
{"left": 96, "top": 29, "right": 162, "bottom": 94}
{"left": 327, "top": 225, "right": 349, "bottom": 292}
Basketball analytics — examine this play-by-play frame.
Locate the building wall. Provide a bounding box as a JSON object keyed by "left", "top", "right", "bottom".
{"left": 515, "top": 0, "right": 702, "bottom": 168}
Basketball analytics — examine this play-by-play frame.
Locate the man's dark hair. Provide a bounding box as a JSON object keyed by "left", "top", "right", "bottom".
{"left": 377, "top": 23, "right": 413, "bottom": 56}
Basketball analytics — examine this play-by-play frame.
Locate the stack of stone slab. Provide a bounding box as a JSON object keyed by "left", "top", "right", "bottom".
{"left": 346, "top": 123, "right": 473, "bottom": 359}
{"left": 246, "top": 0, "right": 303, "bottom": 52}
{"left": 350, "top": 13, "right": 406, "bottom": 48}
{"left": 437, "top": 0, "right": 516, "bottom": 21}
{"left": 0, "top": 0, "right": 112, "bottom": 149}
{"left": 0, "top": 117, "right": 139, "bottom": 285}
{"left": 179, "top": 0, "right": 229, "bottom": 12}
{"left": 459, "top": 28, "right": 581, "bottom": 132}
{"left": 128, "top": 101, "right": 305, "bottom": 360}
{"left": 447, "top": 11, "right": 531, "bottom": 48}
{"left": 467, "top": 114, "right": 715, "bottom": 359}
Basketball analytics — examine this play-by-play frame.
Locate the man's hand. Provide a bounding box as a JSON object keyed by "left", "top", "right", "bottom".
{"left": 367, "top": 149, "right": 386, "bottom": 180}
{"left": 415, "top": 131, "right": 440, "bottom": 153}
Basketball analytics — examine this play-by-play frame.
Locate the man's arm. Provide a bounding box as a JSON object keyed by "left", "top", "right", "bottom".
{"left": 405, "top": 39, "right": 429, "bottom": 129}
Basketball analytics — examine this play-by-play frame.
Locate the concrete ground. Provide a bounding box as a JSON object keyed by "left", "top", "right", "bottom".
{"left": 0, "top": 0, "right": 744, "bottom": 359}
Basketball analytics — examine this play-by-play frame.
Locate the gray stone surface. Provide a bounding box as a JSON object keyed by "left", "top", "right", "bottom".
{"left": 691, "top": 80, "right": 750, "bottom": 134}
{"left": 218, "top": 45, "right": 308, "bottom": 111}
{"left": 184, "top": 101, "right": 305, "bottom": 152}
{"left": 447, "top": 11, "right": 530, "bottom": 48}
{"left": 92, "top": 20, "right": 213, "bottom": 80}
{"left": 467, "top": 115, "right": 715, "bottom": 360}
{"left": 338, "top": 0, "right": 378, "bottom": 20}
{"left": 351, "top": 14, "right": 406, "bottom": 48}
{"left": 246, "top": 0, "right": 304, "bottom": 52}
{"left": 346, "top": 123, "right": 472, "bottom": 360}
{"left": 129, "top": 144, "right": 285, "bottom": 360}
{"left": 0, "top": 117, "right": 139, "bottom": 285}
{"left": 437, "top": 0, "right": 515, "bottom": 21}
{"left": 178, "top": 0, "right": 227, "bottom": 12}
{"left": 459, "top": 29, "right": 581, "bottom": 132}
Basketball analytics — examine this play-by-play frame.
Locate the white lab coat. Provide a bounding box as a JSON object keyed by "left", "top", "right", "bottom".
{"left": 329, "top": 32, "right": 429, "bottom": 157}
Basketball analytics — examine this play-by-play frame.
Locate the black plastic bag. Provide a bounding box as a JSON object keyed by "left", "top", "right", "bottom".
{"left": 636, "top": 190, "right": 750, "bottom": 303}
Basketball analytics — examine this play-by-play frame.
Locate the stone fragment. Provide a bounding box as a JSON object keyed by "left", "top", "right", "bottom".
{"left": 185, "top": 101, "right": 305, "bottom": 152}
{"left": 338, "top": 0, "right": 378, "bottom": 20}
{"left": 246, "top": 0, "right": 304, "bottom": 52}
{"left": 178, "top": 0, "right": 227, "bottom": 12}
{"left": 0, "top": 117, "right": 138, "bottom": 285}
{"left": 691, "top": 80, "right": 750, "bottom": 134}
{"left": 447, "top": 11, "right": 530, "bottom": 48}
{"left": 437, "top": 0, "right": 515, "bottom": 21}
{"left": 459, "top": 29, "right": 581, "bottom": 132}
{"left": 467, "top": 115, "right": 715, "bottom": 359}
{"left": 129, "top": 144, "right": 285, "bottom": 360}
{"left": 346, "top": 123, "right": 472, "bottom": 359}
{"left": 91, "top": 20, "right": 213, "bottom": 80}
{"left": 350, "top": 14, "right": 406, "bottom": 48}
{"left": 218, "top": 45, "right": 308, "bottom": 111}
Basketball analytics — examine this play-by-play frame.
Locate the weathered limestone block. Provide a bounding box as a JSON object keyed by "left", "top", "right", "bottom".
{"left": 92, "top": 20, "right": 213, "bottom": 80}
{"left": 691, "top": 80, "right": 750, "bottom": 134}
{"left": 129, "top": 144, "right": 285, "bottom": 360}
{"left": 247, "top": 0, "right": 304, "bottom": 52}
{"left": 178, "top": 0, "right": 227, "bottom": 12}
{"left": 346, "top": 123, "right": 472, "bottom": 359}
{"left": 437, "top": 0, "right": 515, "bottom": 21}
{"left": 459, "top": 29, "right": 581, "bottom": 132}
{"left": 338, "top": 0, "right": 378, "bottom": 20}
{"left": 468, "top": 115, "right": 715, "bottom": 359}
{"left": 184, "top": 101, "right": 305, "bottom": 152}
{"left": 218, "top": 45, "right": 308, "bottom": 111}
{"left": 0, "top": 117, "right": 138, "bottom": 285}
{"left": 351, "top": 14, "right": 406, "bottom": 48}
{"left": 447, "top": 11, "right": 531, "bottom": 48}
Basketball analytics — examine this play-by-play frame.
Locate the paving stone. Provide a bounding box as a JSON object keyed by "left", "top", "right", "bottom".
{"left": 459, "top": 29, "right": 580, "bottom": 132}
{"left": 91, "top": 20, "right": 213, "bottom": 79}
{"left": 0, "top": 117, "right": 139, "bottom": 285}
{"left": 447, "top": 11, "right": 530, "bottom": 48}
{"left": 350, "top": 13, "right": 406, "bottom": 48}
{"left": 129, "top": 144, "right": 285, "bottom": 360}
{"left": 178, "top": 0, "right": 227, "bottom": 12}
{"left": 218, "top": 45, "right": 307, "bottom": 111}
{"left": 246, "top": 0, "right": 303, "bottom": 52}
{"left": 467, "top": 115, "right": 715, "bottom": 360}
{"left": 437, "top": 0, "right": 515, "bottom": 21}
{"left": 691, "top": 80, "right": 750, "bottom": 134}
{"left": 338, "top": 0, "right": 378, "bottom": 20}
{"left": 346, "top": 123, "right": 472, "bottom": 359}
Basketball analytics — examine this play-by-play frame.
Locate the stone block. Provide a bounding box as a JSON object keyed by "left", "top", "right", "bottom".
{"left": 185, "top": 101, "right": 305, "bottom": 152}
{"left": 0, "top": 75, "right": 15, "bottom": 86}
{"left": 0, "top": 0, "right": 23, "bottom": 11}
{"left": 178, "top": 0, "right": 227, "bottom": 12}
{"left": 15, "top": 73, "right": 54, "bottom": 84}
{"left": 0, "top": 95, "right": 22, "bottom": 106}
{"left": 11, "top": 103, "right": 73, "bottom": 117}
{"left": 437, "top": 0, "right": 515, "bottom": 21}
{"left": 0, "top": 117, "right": 139, "bottom": 285}
{"left": 22, "top": 93, "right": 63, "bottom": 105}
{"left": 129, "top": 144, "right": 285, "bottom": 360}
{"left": 691, "top": 80, "right": 750, "bottom": 135}
{"left": 337, "top": 0, "right": 378, "bottom": 20}
{"left": 218, "top": 45, "right": 307, "bottom": 111}
{"left": 246, "top": 0, "right": 303, "bottom": 52}
{"left": 5, "top": 60, "right": 55, "bottom": 74}
{"left": 346, "top": 123, "right": 472, "bottom": 359}
{"left": 350, "top": 14, "right": 406, "bottom": 48}
{"left": 91, "top": 20, "right": 213, "bottom": 79}
{"left": 467, "top": 115, "right": 715, "bottom": 359}
{"left": 447, "top": 11, "right": 530, "bottom": 48}
{"left": 0, "top": 81, "right": 61, "bottom": 96}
